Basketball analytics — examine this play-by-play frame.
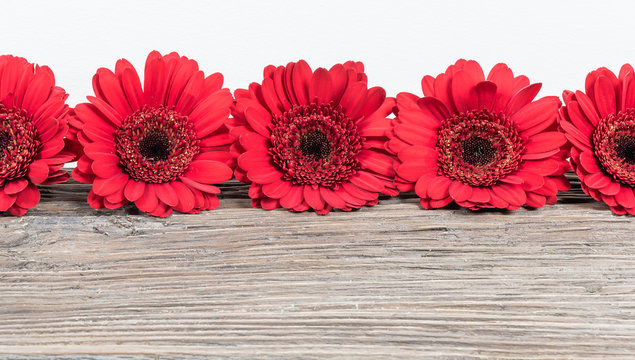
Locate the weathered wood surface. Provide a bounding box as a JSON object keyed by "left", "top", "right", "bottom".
{"left": 1, "top": 173, "right": 634, "bottom": 359}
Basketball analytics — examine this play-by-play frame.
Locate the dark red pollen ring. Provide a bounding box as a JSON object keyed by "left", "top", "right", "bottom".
{"left": 115, "top": 106, "right": 199, "bottom": 184}
{"left": 269, "top": 103, "right": 363, "bottom": 187}
{"left": 436, "top": 109, "right": 524, "bottom": 187}
{"left": 0, "top": 104, "right": 39, "bottom": 181}
{"left": 593, "top": 109, "right": 635, "bottom": 186}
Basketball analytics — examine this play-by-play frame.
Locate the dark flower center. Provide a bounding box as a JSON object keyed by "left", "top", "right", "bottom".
{"left": 593, "top": 109, "right": 635, "bottom": 186}
{"left": 0, "top": 130, "right": 9, "bottom": 154}
{"left": 436, "top": 109, "right": 524, "bottom": 187}
{"left": 299, "top": 130, "right": 331, "bottom": 160}
{"left": 0, "top": 105, "right": 39, "bottom": 182}
{"left": 615, "top": 136, "right": 635, "bottom": 165}
{"left": 269, "top": 103, "right": 363, "bottom": 187}
{"left": 461, "top": 137, "right": 496, "bottom": 165}
{"left": 138, "top": 129, "right": 172, "bottom": 161}
{"left": 115, "top": 106, "right": 199, "bottom": 183}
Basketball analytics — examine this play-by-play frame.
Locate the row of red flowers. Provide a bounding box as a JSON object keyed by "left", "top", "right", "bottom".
{"left": 0, "top": 52, "right": 633, "bottom": 217}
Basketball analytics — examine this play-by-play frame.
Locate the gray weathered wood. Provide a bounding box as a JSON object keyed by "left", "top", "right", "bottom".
{"left": 1, "top": 172, "right": 634, "bottom": 359}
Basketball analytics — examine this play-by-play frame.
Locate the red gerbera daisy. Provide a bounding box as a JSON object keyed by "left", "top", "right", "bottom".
{"left": 0, "top": 55, "right": 74, "bottom": 216}
{"left": 559, "top": 64, "right": 635, "bottom": 215}
{"left": 388, "top": 59, "right": 570, "bottom": 210}
{"left": 227, "top": 60, "right": 397, "bottom": 214}
{"left": 69, "top": 51, "right": 234, "bottom": 217}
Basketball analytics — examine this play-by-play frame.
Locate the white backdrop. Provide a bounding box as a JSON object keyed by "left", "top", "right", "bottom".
{"left": 1, "top": 0, "right": 633, "bottom": 106}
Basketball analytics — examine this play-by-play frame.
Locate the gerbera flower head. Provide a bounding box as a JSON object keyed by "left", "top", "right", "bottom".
{"left": 559, "top": 64, "right": 635, "bottom": 215}
{"left": 70, "top": 51, "right": 234, "bottom": 217}
{"left": 227, "top": 60, "right": 398, "bottom": 214}
{"left": 389, "top": 59, "right": 570, "bottom": 210}
{"left": 0, "top": 55, "right": 74, "bottom": 216}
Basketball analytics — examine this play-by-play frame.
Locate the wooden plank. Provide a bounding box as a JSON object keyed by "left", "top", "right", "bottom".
{"left": 1, "top": 173, "right": 634, "bottom": 359}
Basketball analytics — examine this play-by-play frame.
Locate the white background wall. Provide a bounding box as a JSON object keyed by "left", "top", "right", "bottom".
{"left": 1, "top": 0, "right": 633, "bottom": 106}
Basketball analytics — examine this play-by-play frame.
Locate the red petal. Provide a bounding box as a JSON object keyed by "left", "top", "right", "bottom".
{"left": 578, "top": 151, "right": 602, "bottom": 173}
{"left": 0, "top": 189, "right": 17, "bottom": 211}
{"left": 475, "top": 81, "right": 497, "bottom": 110}
{"left": 246, "top": 163, "right": 283, "bottom": 184}
{"left": 358, "top": 150, "right": 395, "bottom": 177}
{"left": 260, "top": 197, "right": 280, "bottom": 210}
{"left": 622, "top": 74, "right": 635, "bottom": 111}
{"left": 309, "top": 68, "right": 333, "bottom": 104}
{"left": 93, "top": 173, "right": 129, "bottom": 196}
{"left": 4, "top": 179, "right": 28, "bottom": 195}
{"left": 143, "top": 51, "right": 167, "bottom": 107}
{"left": 14, "top": 183, "right": 40, "bottom": 209}
{"left": 135, "top": 183, "right": 159, "bottom": 213}
{"left": 565, "top": 101, "right": 595, "bottom": 137}
{"left": 238, "top": 150, "right": 271, "bottom": 170}
{"left": 87, "top": 189, "right": 105, "bottom": 209}
{"left": 505, "top": 83, "right": 542, "bottom": 115}
{"left": 87, "top": 96, "right": 123, "bottom": 127}
{"left": 27, "top": 160, "right": 49, "bottom": 184}
{"left": 429, "top": 196, "right": 453, "bottom": 209}
{"left": 615, "top": 186, "right": 635, "bottom": 208}
{"left": 500, "top": 175, "right": 525, "bottom": 185}
{"left": 184, "top": 160, "right": 233, "bottom": 184}
{"left": 22, "top": 67, "right": 54, "bottom": 115}
{"left": 124, "top": 179, "right": 146, "bottom": 202}
{"left": 451, "top": 70, "right": 478, "bottom": 113}
{"left": 244, "top": 106, "right": 272, "bottom": 137}
{"left": 487, "top": 63, "right": 514, "bottom": 112}
{"left": 427, "top": 176, "right": 452, "bottom": 200}
{"left": 594, "top": 75, "right": 617, "bottom": 118}
{"left": 470, "top": 187, "right": 490, "bottom": 203}
{"left": 512, "top": 97, "right": 559, "bottom": 132}
{"left": 599, "top": 181, "right": 621, "bottom": 196}
{"left": 360, "top": 87, "right": 387, "bottom": 119}
{"left": 449, "top": 181, "right": 473, "bottom": 203}
{"left": 178, "top": 176, "right": 222, "bottom": 194}
{"left": 521, "top": 160, "right": 560, "bottom": 176}
{"left": 320, "top": 187, "right": 346, "bottom": 209}
{"left": 120, "top": 68, "right": 143, "bottom": 112}
{"left": 336, "top": 187, "right": 365, "bottom": 207}
{"left": 94, "top": 68, "right": 132, "bottom": 117}
{"left": 91, "top": 156, "right": 123, "bottom": 178}
{"left": 339, "top": 82, "right": 367, "bottom": 120}
{"left": 526, "top": 192, "right": 547, "bottom": 208}
{"left": 421, "top": 75, "right": 435, "bottom": 96}
{"left": 341, "top": 182, "right": 375, "bottom": 201}
{"left": 190, "top": 90, "right": 232, "bottom": 138}
{"left": 416, "top": 97, "right": 450, "bottom": 126}
{"left": 239, "top": 132, "right": 270, "bottom": 152}
{"left": 303, "top": 185, "right": 324, "bottom": 210}
{"left": 523, "top": 132, "right": 566, "bottom": 154}
{"left": 279, "top": 185, "right": 303, "bottom": 209}
{"left": 291, "top": 60, "right": 311, "bottom": 105}
{"left": 491, "top": 183, "right": 526, "bottom": 206}
{"left": 560, "top": 120, "right": 592, "bottom": 150}
{"left": 7, "top": 204, "right": 28, "bottom": 216}
{"left": 156, "top": 182, "right": 179, "bottom": 207}
{"left": 517, "top": 170, "right": 545, "bottom": 191}
{"left": 172, "top": 181, "right": 195, "bottom": 212}
{"left": 575, "top": 91, "right": 600, "bottom": 126}
{"left": 583, "top": 172, "right": 612, "bottom": 189}
{"left": 348, "top": 170, "right": 383, "bottom": 192}
{"left": 262, "top": 179, "right": 292, "bottom": 199}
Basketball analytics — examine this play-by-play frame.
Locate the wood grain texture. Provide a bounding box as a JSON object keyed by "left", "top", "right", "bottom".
{"left": 1, "top": 173, "right": 634, "bottom": 359}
